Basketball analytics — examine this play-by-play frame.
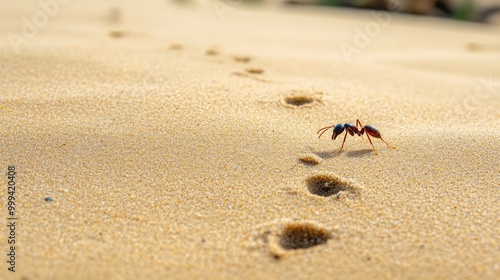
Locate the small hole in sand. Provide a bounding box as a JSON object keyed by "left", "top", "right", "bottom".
{"left": 306, "top": 173, "right": 360, "bottom": 197}
{"left": 279, "top": 222, "right": 332, "bottom": 250}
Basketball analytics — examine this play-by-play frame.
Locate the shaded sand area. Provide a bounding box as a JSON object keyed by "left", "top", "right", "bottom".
{"left": 1, "top": 1, "right": 499, "bottom": 279}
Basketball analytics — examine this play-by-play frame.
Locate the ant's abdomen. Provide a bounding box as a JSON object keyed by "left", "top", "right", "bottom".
{"left": 365, "top": 125, "right": 381, "bottom": 138}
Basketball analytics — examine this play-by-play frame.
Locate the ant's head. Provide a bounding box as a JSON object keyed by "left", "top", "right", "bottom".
{"left": 332, "top": 123, "right": 345, "bottom": 140}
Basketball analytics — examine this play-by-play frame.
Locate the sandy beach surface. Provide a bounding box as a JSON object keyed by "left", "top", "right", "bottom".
{"left": 1, "top": 0, "right": 499, "bottom": 279}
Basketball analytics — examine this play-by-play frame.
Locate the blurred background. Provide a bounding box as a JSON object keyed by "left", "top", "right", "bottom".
{"left": 2, "top": 0, "right": 499, "bottom": 68}
{"left": 174, "top": 0, "right": 500, "bottom": 23}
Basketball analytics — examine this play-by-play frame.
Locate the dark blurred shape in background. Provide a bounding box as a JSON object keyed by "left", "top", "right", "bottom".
{"left": 281, "top": 0, "right": 500, "bottom": 23}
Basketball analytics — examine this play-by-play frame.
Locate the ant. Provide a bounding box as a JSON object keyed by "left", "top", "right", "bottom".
{"left": 317, "top": 119, "right": 396, "bottom": 155}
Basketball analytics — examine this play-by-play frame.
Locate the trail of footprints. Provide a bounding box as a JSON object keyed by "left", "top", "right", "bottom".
{"left": 161, "top": 39, "right": 361, "bottom": 259}
{"left": 250, "top": 170, "right": 363, "bottom": 259}
{"left": 161, "top": 41, "right": 361, "bottom": 258}
{"left": 249, "top": 87, "right": 362, "bottom": 258}
{"left": 104, "top": 5, "right": 270, "bottom": 84}
{"left": 102, "top": 8, "right": 359, "bottom": 258}
{"left": 250, "top": 79, "right": 361, "bottom": 258}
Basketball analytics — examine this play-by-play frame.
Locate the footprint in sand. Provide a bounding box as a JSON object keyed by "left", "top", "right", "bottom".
{"left": 168, "top": 44, "right": 183, "bottom": 50}
{"left": 245, "top": 67, "right": 264, "bottom": 74}
{"left": 108, "top": 30, "right": 126, "bottom": 38}
{"left": 105, "top": 7, "right": 126, "bottom": 38}
{"left": 281, "top": 90, "right": 322, "bottom": 108}
{"left": 231, "top": 71, "right": 271, "bottom": 83}
{"left": 233, "top": 56, "right": 251, "bottom": 63}
{"left": 305, "top": 171, "right": 362, "bottom": 200}
{"left": 205, "top": 48, "right": 219, "bottom": 56}
{"left": 229, "top": 54, "right": 271, "bottom": 82}
{"left": 249, "top": 219, "right": 334, "bottom": 259}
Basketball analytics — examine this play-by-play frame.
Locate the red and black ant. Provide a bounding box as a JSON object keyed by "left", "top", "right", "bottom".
{"left": 317, "top": 119, "right": 396, "bottom": 155}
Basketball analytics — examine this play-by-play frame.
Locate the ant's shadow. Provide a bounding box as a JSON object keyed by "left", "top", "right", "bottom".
{"left": 345, "top": 149, "right": 374, "bottom": 158}
{"left": 313, "top": 149, "right": 375, "bottom": 159}
{"left": 314, "top": 151, "right": 339, "bottom": 159}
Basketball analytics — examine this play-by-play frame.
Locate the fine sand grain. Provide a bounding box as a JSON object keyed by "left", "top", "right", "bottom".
{"left": 1, "top": 1, "right": 499, "bottom": 279}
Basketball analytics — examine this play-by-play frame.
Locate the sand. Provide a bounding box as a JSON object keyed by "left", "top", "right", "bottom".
{"left": 1, "top": 0, "right": 499, "bottom": 279}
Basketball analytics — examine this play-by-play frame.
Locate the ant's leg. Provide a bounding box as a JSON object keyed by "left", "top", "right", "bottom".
{"left": 356, "top": 119, "right": 363, "bottom": 130}
{"left": 380, "top": 136, "right": 397, "bottom": 149}
{"left": 356, "top": 119, "right": 364, "bottom": 139}
{"left": 336, "top": 131, "right": 348, "bottom": 153}
{"left": 365, "top": 133, "right": 380, "bottom": 155}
